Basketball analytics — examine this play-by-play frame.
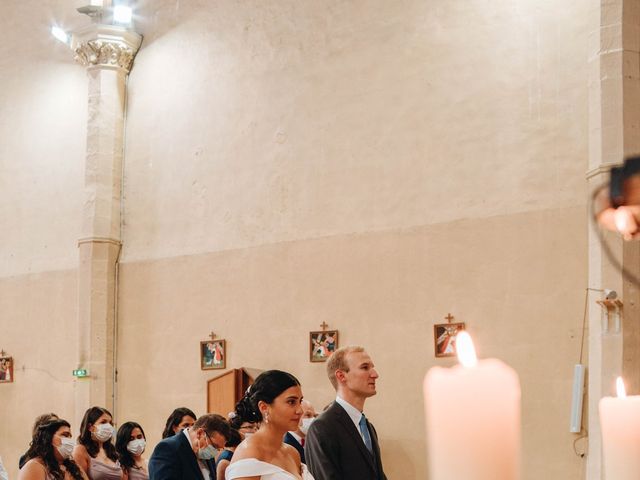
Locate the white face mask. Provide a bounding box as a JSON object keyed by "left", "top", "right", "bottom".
{"left": 56, "top": 437, "right": 75, "bottom": 459}
{"left": 94, "top": 424, "right": 115, "bottom": 442}
{"left": 127, "top": 439, "right": 146, "bottom": 455}
{"left": 299, "top": 417, "right": 315, "bottom": 435}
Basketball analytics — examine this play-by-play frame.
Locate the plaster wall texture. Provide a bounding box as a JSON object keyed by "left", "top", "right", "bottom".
{"left": 122, "top": 0, "right": 588, "bottom": 262}
{"left": 0, "top": 1, "right": 88, "bottom": 278}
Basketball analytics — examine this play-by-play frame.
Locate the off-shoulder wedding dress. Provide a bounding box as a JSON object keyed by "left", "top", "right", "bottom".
{"left": 225, "top": 459, "right": 315, "bottom": 480}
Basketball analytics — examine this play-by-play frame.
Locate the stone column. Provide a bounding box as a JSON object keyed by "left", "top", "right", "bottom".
{"left": 71, "top": 24, "right": 141, "bottom": 421}
{"left": 621, "top": 1, "right": 640, "bottom": 395}
{"left": 587, "top": 1, "right": 639, "bottom": 478}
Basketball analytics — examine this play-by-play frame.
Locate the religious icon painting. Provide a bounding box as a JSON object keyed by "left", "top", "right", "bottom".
{"left": 433, "top": 323, "right": 466, "bottom": 358}
{"left": 200, "top": 340, "right": 226, "bottom": 370}
{"left": 0, "top": 356, "right": 14, "bottom": 383}
{"left": 309, "top": 330, "right": 339, "bottom": 362}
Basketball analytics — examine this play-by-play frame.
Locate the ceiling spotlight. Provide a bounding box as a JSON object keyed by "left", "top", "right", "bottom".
{"left": 113, "top": 5, "right": 133, "bottom": 25}
{"left": 51, "top": 26, "right": 69, "bottom": 44}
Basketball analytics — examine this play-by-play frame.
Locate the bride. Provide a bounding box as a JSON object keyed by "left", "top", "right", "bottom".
{"left": 226, "top": 370, "right": 315, "bottom": 480}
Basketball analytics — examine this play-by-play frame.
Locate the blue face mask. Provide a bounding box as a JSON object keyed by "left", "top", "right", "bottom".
{"left": 197, "top": 444, "right": 217, "bottom": 460}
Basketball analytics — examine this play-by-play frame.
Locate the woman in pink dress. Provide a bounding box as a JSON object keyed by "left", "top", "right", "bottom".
{"left": 73, "top": 407, "right": 122, "bottom": 480}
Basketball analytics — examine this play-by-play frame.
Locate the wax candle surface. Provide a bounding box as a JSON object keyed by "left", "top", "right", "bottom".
{"left": 599, "top": 392, "right": 640, "bottom": 480}
{"left": 424, "top": 358, "right": 521, "bottom": 480}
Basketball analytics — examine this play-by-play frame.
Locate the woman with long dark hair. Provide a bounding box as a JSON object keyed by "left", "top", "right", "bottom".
{"left": 72, "top": 406, "right": 122, "bottom": 480}
{"left": 115, "top": 422, "right": 148, "bottom": 480}
{"left": 18, "top": 419, "right": 88, "bottom": 480}
{"left": 226, "top": 370, "right": 314, "bottom": 479}
{"left": 160, "top": 407, "right": 196, "bottom": 439}
{"left": 19, "top": 413, "right": 59, "bottom": 469}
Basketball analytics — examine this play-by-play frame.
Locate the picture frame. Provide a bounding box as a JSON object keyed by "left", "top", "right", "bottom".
{"left": 200, "top": 340, "right": 226, "bottom": 370}
{"left": 433, "top": 323, "right": 466, "bottom": 358}
{"left": 309, "top": 330, "right": 339, "bottom": 362}
{"left": 0, "top": 356, "right": 14, "bottom": 383}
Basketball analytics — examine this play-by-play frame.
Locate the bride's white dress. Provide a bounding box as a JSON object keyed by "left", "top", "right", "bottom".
{"left": 225, "top": 459, "right": 315, "bottom": 480}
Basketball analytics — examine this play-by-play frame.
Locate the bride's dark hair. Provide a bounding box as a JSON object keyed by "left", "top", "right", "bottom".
{"left": 234, "top": 370, "right": 300, "bottom": 422}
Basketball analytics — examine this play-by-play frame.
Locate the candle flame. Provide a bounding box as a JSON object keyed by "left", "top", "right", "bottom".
{"left": 456, "top": 331, "right": 478, "bottom": 367}
{"left": 616, "top": 376, "right": 627, "bottom": 398}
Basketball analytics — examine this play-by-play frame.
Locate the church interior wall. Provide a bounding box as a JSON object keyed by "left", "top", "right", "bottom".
{"left": 1, "top": 1, "right": 592, "bottom": 479}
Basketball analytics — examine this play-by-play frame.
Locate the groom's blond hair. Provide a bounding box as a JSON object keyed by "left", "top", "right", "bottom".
{"left": 326, "top": 345, "right": 365, "bottom": 390}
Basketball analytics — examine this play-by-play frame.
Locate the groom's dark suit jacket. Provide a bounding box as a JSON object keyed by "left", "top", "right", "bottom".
{"left": 304, "top": 401, "right": 387, "bottom": 480}
{"left": 148, "top": 431, "right": 216, "bottom": 480}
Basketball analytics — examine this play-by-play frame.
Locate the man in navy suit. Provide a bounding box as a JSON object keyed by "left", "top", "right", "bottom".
{"left": 284, "top": 399, "right": 318, "bottom": 463}
{"left": 149, "top": 413, "right": 229, "bottom": 480}
{"left": 305, "top": 346, "right": 387, "bottom": 480}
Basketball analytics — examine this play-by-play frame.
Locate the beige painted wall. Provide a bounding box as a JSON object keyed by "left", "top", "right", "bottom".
{"left": 117, "top": 206, "right": 587, "bottom": 480}
{"left": 1, "top": 0, "right": 590, "bottom": 479}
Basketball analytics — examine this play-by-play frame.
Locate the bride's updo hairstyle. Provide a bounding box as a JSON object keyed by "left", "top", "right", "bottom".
{"left": 235, "top": 370, "right": 300, "bottom": 423}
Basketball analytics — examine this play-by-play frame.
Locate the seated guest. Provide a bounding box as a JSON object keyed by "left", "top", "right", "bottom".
{"left": 73, "top": 406, "right": 122, "bottom": 480}
{"left": 284, "top": 400, "right": 318, "bottom": 464}
{"left": 19, "top": 413, "right": 59, "bottom": 468}
{"left": 215, "top": 428, "right": 242, "bottom": 480}
{"left": 115, "top": 422, "right": 148, "bottom": 480}
{"left": 19, "top": 418, "right": 88, "bottom": 480}
{"left": 228, "top": 413, "right": 258, "bottom": 440}
{"left": 161, "top": 408, "right": 196, "bottom": 439}
{"left": 148, "top": 414, "right": 229, "bottom": 480}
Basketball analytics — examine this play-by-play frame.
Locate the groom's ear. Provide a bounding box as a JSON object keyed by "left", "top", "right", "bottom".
{"left": 335, "top": 369, "right": 346, "bottom": 384}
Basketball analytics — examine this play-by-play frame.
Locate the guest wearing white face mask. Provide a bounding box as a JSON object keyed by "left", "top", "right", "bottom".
{"left": 73, "top": 407, "right": 122, "bottom": 480}
{"left": 19, "top": 419, "right": 88, "bottom": 480}
{"left": 284, "top": 400, "right": 317, "bottom": 464}
{"left": 148, "top": 414, "right": 229, "bottom": 480}
{"left": 116, "top": 422, "right": 148, "bottom": 480}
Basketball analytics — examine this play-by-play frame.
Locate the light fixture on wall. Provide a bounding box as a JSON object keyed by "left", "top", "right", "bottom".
{"left": 50, "top": 26, "right": 69, "bottom": 44}
{"left": 75, "top": 0, "right": 134, "bottom": 27}
{"left": 112, "top": 5, "right": 133, "bottom": 25}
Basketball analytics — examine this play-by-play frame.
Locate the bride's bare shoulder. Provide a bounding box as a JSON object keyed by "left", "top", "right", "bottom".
{"left": 229, "top": 437, "right": 263, "bottom": 463}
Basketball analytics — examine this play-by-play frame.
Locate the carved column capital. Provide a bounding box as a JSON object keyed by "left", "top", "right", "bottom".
{"left": 71, "top": 24, "right": 142, "bottom": 73}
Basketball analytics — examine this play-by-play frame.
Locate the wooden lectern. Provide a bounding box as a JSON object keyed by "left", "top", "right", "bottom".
{"left": 206, "top": 367, "right": 263, "bottom": 416}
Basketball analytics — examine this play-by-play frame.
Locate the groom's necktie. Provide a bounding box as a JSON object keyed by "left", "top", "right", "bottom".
{"left": 359, "top": 414, "right": 373, "bottom": 453}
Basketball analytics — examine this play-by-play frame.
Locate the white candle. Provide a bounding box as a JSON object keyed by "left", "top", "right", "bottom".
{"left": 423, "top": 332, "right": 521, "bottom": 480}
{"left": 599, "top": 377, "right": 640, "bottom": 480}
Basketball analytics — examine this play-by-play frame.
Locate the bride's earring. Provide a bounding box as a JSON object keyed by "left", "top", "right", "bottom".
{"left": 263, "top": 410, "right": 270, "bottom": 424}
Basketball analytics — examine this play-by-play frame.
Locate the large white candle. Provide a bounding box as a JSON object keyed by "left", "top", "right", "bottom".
{"left": 599, "top": 377, "right": 640, "bottom": 480}
{"left": 423, "top": 332, "right": 521, "bottom": 480}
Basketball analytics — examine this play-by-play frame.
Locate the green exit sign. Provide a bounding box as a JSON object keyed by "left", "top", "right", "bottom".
{"left": 73, "top": 369, "right": 89, "bottom": 378}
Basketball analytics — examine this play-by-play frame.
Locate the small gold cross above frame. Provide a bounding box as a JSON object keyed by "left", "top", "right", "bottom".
{"left": 209, "top": 332, "right": 217, "bottom": 340}
{"left": 320, "top": 322, "right": 329, "bottom": 331}
{"left": 433, "top": 313, "right": 466, "bottom": 358}
{"left": 0, "top": 350, "right": 5, "bottom": 357}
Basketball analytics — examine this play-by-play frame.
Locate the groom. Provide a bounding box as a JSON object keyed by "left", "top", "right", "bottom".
{"left": 305, "top": 346, "right": 387, "bottom": 480}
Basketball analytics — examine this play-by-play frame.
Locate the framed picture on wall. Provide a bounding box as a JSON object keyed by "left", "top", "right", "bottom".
{"left": 201, "top": 340, "right": 226, "bottom": 370}
{"left": 309, "top": 330, "right": 339, "bottom": 362}
{"left": 433, "top": 323, "right": 465, "bottom": 358}
{"left": 0, "top": 356, "right": 14, "bottom": 383}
